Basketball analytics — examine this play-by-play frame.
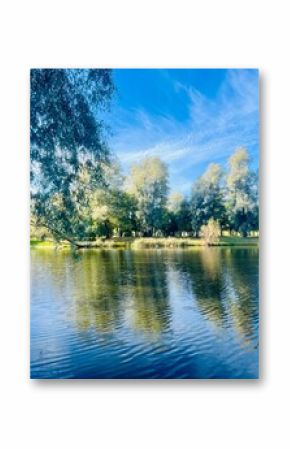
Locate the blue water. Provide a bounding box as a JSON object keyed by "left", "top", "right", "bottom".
{"left": 30, "top": 247, "right": 259, "bottom": 379}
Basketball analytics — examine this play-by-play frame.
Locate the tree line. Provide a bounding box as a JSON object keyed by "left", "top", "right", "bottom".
{"left": 30, "top": 69, "right": 258, "bottom": 243}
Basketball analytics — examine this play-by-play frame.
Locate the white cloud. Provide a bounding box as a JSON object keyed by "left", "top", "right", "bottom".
{"left": 108, "top": 69, "right": 259, "bottom": 192}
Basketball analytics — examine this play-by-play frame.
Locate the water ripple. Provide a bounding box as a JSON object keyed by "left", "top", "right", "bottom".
{"left": 31, "top": 247, "right": 259, "bottom": 378}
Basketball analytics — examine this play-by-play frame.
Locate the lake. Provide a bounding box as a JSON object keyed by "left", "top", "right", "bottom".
{"left": 30, "top": 247, "right": 259, "bottom": 379}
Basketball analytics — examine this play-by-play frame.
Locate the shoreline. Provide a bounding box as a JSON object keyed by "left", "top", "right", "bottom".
{"left": 30, "top": 236, "right": 259, "bottom": 249}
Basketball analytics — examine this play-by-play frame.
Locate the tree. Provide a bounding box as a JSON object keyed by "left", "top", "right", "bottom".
{"left": 167, "top": 192, "right": 184, "bottom": 215}
{"left": 176, "top": 199, "right": 192, "bottom": 234}
{"left": 191, "top": 163, "right": 226, "bottom": 236}
{"left": 108, "top": 190, "right": 138, "bottom": 236}
{"left": 126, "top": 157, "right": 169, "bottom": 236}
{"left": 226, "top": 148, "right": 258, "bottom": 236}
{"left": 165, "top": 192, "right": 184, "bottom": 235}
{"left": 248, "top": 171, "right": 259, "bottom": 232}
{"left": 166, "top": 192, "right": 192, "bottom": 235}
{"left": 30, "top": 69, "right": 114, "bottom": 244}
{"left": 190, "top": 182, "right": 205, "bottom": 236}
{"left": 200, "top": 219, "right": 221, "bottom": 246}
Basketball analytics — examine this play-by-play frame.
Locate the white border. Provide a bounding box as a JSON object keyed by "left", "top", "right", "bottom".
{"left": 0, "top": 1, "right": 289, "bottom": 448}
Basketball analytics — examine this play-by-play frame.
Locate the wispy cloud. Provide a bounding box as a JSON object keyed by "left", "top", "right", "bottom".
{"left": 107, "top": 69, "right": 259, "bottom": 193}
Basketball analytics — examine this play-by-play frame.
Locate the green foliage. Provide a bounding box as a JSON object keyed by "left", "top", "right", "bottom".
{"left": 200, "top": 219, "right": 221, "bottom": 245}
{"left": 167, "top": 192, "right": 184, "bottom": 214}
{"left": 226, "top": 148, "right": 259, "bottom": 236}
{"left": 30, "top": 70, "right": 258, "bottom": 243}
{"left": 107, "top": 189, "right": 138, "bottom": 236}
{"left": 31, "top": 69, "right": 114, "bottom": 242}
{"left": 166, "top": 193, "right": 192, "bottom": 235}
{"left": 126, "top": 157, "right": 169, "bottom": 236}
{"left": 176, "top": 199, "right": 192, "bottom": 234}
{"left": 191, "top": 163, "right": 226, "bottom": 235}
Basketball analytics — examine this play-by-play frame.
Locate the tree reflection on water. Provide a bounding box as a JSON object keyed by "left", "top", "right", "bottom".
{"left": 31, "top": 247, "right": 258, "bottom": 345}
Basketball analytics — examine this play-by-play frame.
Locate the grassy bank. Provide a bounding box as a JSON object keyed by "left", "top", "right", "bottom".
{"left": 131, "top": 236, "right": 258, "bottom": 248}
{"left": 30, "top": 240, "right": 60, "bottom": 248}
{"left": 30, "top": 236, "right": 258, "bottom": 249}
{"left": 30, "top": 238, "right": 130, "bottom": 249}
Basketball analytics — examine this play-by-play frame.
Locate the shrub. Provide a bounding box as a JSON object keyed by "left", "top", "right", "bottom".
{"left": 200, "top": 219, "right": 221, "bottom": 246}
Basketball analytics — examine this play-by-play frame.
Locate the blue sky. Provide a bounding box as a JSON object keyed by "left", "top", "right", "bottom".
{"left": 106, "top": 69, "right": 259, "bottom": 195}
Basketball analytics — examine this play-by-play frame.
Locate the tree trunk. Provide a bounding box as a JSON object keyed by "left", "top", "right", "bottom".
{"left": 33, "top": 222, "right": 82, "bottom": 248}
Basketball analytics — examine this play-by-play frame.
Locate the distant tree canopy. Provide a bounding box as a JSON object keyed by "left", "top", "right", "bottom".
{"left": 165, "top": 193, "right": 191, "bottom": 236}
{"left": 30, "top": 70, "right": 258, "bottom": 242}
{"left": 191, "top": 163, "right": 226, "bottom": 236}
{"left": 125, "top": 157, "right": 169, "bottom": 236}
{"left": 226, "top": 148, "right": 259, "bottom": 236}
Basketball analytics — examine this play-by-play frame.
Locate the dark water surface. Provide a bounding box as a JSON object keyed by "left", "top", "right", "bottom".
{"left": 30, "top": 247, "right": 259, "bottom": 379}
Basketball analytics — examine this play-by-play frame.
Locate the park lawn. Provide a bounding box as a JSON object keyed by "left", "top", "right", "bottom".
{"left": 30, "top": 240, "right": 57, "bottom": 247}
{"left": 219, "top": 236, "right": 258, "bottom": 246}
